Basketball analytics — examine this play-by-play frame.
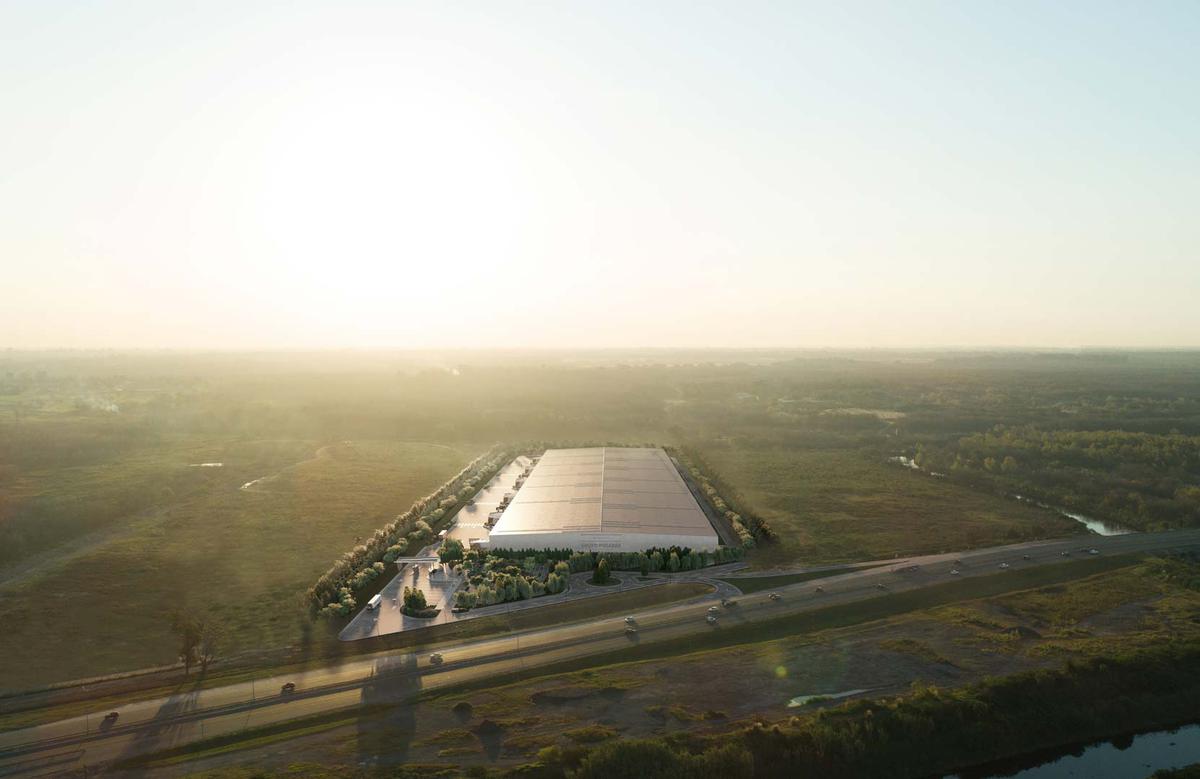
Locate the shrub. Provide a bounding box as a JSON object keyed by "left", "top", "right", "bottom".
{"left": 439, "top": 538, "right": 465, "bottom": 564}
{"left": 402, "top": 586, "right": 428, "bottom": 613}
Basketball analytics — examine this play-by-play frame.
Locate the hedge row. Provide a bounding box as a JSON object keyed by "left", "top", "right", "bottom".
{"left": 307, "top": 445, "right": 513, "bottom": 613}
{"left": 488, "top": 545, "right": 744, "bottom": 573}
{"left": 673, "top": 447, "right": 774, "bottom": 547}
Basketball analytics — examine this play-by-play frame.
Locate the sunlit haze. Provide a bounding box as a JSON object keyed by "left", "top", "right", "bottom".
{"left": 2, "top": 1, "right": 1197, "bottom": 349}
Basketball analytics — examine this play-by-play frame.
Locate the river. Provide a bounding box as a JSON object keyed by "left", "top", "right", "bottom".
{"left": 887, "top": 456, "right": 1131, "bottom": 537}
{"left": 1012, "top": 494, "right": 1132, "bottom": 537}
{"left": 950, "top": 723, "right": 1200, "bottom": 778}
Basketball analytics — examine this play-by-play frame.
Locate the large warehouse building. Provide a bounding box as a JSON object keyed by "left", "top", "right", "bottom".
{"left": 486, "top": 447, "right": 719, "bottom": 553}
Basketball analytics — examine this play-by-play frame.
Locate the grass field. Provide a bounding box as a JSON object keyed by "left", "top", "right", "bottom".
{"left": 717, "top": 565, "right": 888, "bottom": 594}
{"left": 0, "top": 439, "right": 472, "bottom": 691}
{"left": 698, "top": 447, "right": 1083, "bottom": 568}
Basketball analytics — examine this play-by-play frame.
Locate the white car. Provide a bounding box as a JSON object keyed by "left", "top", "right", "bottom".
{"left": 706, "top": 614, "right": 718, "bottom": 624}
{"left": 999, "top": 562, "right": 1010, "bottom": 569}
{"left": 429, "top": 653, "right": 444, "bottom": 666}
{"left": 768, "top": 592, "right": 782, "bottom": 601}
{"left": 950, "top": 569, "right": 960, "bottom": 576}
{"left": 624, "top": 616, "right": 635, "bottom": 624}
{"left": 1089, "top": 548, "right": 1100, "bottom": 555}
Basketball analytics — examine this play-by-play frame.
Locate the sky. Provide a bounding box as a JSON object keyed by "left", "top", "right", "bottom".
{"left": 1, "top": 1, "right": 1197, "bottom": 350}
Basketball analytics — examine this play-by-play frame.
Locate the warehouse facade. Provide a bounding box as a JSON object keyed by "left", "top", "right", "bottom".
{"left": 486, "top": 447, "right": 719, "bottom": 553}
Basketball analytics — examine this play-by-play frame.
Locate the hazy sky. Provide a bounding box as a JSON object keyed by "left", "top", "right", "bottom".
{"left": 2, "top": 1, "right": 1197, "bottom": 349}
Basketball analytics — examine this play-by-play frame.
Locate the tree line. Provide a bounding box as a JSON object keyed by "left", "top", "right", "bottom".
{"left": 913, "top": 425, "right": 1200, "bottom": 531}
{"left": 309, "top": 446, "right": 512, "bottom": 617}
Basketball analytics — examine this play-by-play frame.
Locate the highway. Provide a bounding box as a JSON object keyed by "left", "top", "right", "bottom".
{"left": 3, "top": 528, "right": 1199, "bottom": 776}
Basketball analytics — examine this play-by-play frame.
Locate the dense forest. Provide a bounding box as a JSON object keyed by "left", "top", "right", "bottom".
{"left": 914, "top": 426, "right": 1200, "bottom": 530}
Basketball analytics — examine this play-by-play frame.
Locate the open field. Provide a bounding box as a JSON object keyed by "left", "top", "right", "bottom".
{"left": 0, "top": 439, "right": 471, "bottom": 691}
{"left": 698, "top": 447, "right": 1082, "bottom": 568}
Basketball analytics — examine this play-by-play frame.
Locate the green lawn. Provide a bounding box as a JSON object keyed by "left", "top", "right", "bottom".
{"left": 0, "top": 439, "right": 473, "bottom": 691}
{"left": 698, "top": 447, "right": 1083, "bottom": 568}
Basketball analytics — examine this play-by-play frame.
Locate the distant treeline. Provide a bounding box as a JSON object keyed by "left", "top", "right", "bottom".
{"left": 519, "top": 640, "right": 1200, "bottom": 778}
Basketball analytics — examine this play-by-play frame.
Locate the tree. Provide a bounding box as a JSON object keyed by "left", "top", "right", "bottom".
{"left": 197, "top": 618, "right": 225, "bottom": 674}
{"left": 438, "top": 538, "right": 465, "bottom": 564}
{"left": 170, "top": 611, "right": 202, "bottom": 676}
{"left": 403, "top": 586, "right": 428, "bottom": 613}
{"left": 592, "top": 558, "right": 611, "bottom": 585}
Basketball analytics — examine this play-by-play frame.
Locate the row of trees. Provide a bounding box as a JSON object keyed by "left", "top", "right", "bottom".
{"left": 308, "top": 446, "right": 512, "bottom": 615}
{"left": 489, "top": 545, "right": 744, "bottom": 575}
{"left": 674, "top": 447, "right": 774, "bottom": 547}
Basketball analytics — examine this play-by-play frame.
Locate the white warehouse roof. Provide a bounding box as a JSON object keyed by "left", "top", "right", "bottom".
{"left": 487, "top": 447, "right": 718, "bottom": 552}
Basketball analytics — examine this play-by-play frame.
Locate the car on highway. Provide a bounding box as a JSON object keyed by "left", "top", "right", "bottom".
{"left": 625, "top": 626, "right": 638, "bottom": 635}
{"left": 707, "top": 605, "right": 719, "bottom": 615}
{"left": 624, "top": 615, "right": 635, "bottom": 624}
{"left": 281, "top": 682, "right": 296, "bottom": 694}
{"left": 103, "top": 711, "right": 120, "bottom": 722}
{"left": 1061, "top": 550, "right": 1071, "bottom": 557}
{"left": 1022, "top": 554, "right": 1031, "bottom": 560}
{"left": 768, "top": 592, "right": 782, "bottom": 601}
{"left": 706, "top": 614, "right": 718, "bottom": 624}
{"left": 1089, "top": 548, "right": 1100, "bottom": 555}
{"left": 429, "top": 653, "right": 444, "bottom": 666}
{"left": 722, "top": 599, "right": 738, "bottom": 608}
{"left": 999, "top": 562, "right": 1010, "bottom": 569}
{"left": 950, "top": 569, "right": 960, "bottom": 575}
{"left": 815, "top": 585, "right": 824, "bottom": 593}
{"left": 875, "top": 582, "right": 887, "bottom": 590}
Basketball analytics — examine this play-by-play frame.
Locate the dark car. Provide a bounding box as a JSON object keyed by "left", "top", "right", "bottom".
{"left": 103, "top": 711, "right": 120, "bottom": 722}
{"left": 281, "top": 682, "right": 296, "bottom": 694}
